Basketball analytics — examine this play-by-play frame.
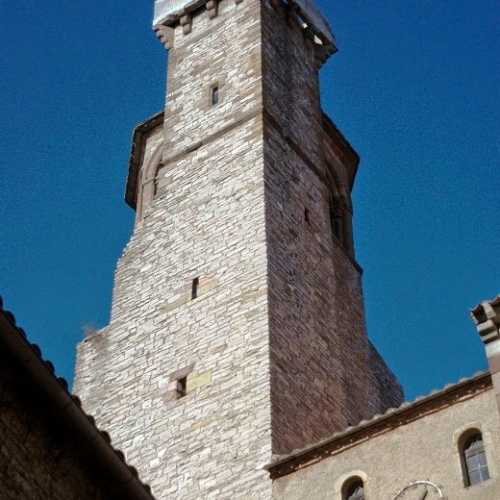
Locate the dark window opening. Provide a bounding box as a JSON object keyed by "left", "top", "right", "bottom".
{"left": 191, "top": 277, "right": 200, "bottom": 300}
{"left": 332, "top": 214, "right": 343, "bottom": 242}
{"left": 343, "top": 479, "right": 365, "bottom": 500}
{"left": 177, "top": 376, "right": 187, "bottom": 398}
{"left": 211, "top": 85, "right": 219, "bottom": 106}
{"left": 463, "top": 433, "right": 490, "bottom": 487}
{"left": 304, "top": 208, "right": 310, "bottom": 225}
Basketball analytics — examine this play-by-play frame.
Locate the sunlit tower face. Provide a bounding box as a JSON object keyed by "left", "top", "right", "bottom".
{"left": 74, "top": 1, "right": 403, "bottom": 498}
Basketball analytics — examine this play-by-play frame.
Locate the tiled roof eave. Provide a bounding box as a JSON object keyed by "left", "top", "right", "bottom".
{"left": 267, "top": 370, "right": 492, "bottom": 478}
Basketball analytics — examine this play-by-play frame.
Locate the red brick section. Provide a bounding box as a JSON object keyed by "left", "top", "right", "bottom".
{"left": 471, "top": 296, "right": 500, "bottom": 414}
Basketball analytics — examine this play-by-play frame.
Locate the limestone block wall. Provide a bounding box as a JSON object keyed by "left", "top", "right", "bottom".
{"left": 75, "top": 118, "right": 271, "bottom": 500}
{"left": 263, "top": 120, "right": 402, "bottom": 453}
{"left": 75, "top": 0, "right": 402, "bottom": 498}
{"left": 261, "top": 0, "right": 323, "bottom": 170}
{"left": 75, "top": 2, "right": 273, "bottom": 499}
{"left": 162, "top": 0, "right": 263, "bottom": 160}
{"left": 260, "top": 0, "right": 402, "bottom": 453}
{"left": 272, "top": 388, "right": 500, "bottom": 500}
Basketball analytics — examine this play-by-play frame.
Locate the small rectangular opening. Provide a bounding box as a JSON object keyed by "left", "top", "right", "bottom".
{"left": 177, "top": 376, "right": 187, "bottom": 398}
{"left": 191, "top": 277, "right": 200, "bottom": 300}
{"left": 211, "top": 85, "right": 219, "bottom": 106}
{"left": 304, "top": 207, "right": 310, "bottom": 225}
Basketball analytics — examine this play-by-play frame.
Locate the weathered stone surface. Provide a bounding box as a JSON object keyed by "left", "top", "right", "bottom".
{"left": 186, "top": 371, "right": 213, "bottom": 392}
{"left": 74, "top": 1, "right": 402, "bottom": 498}
{"left": 272, "top": 387, "right": 500, "bottom": 500}
{"left": 261, "top": 0, "right": 402, "bottom": 454}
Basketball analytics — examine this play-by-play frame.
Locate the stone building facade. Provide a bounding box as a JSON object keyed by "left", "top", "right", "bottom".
{"left": 269, "top": 297, "right": 500, "bottom": 499}
{"left": 69, "top": 1, "right": 500, "bottom": 500}
{"left": 74, "top": 0, "right": 402, "bottom": 499}
{"left": 270, "top": 371, "right": 500, "bottom": 499}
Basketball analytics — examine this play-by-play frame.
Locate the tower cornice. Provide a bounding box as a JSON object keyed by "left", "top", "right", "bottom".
{"left": 153, "top": 0, "right": 337, "bottom": 57}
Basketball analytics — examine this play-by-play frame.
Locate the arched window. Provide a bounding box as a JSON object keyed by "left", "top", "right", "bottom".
{"left": 137, "top": 145, "right": 163, "bottom": 222}
{"left": 461, "top": 432, "right": 490, "bottom": 487}
{"left": 342, "top": 478, "right": 365, "bottom": 500}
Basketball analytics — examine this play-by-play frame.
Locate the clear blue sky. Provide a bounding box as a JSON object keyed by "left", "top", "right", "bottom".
{"left": 1, "top": 1, "right": 499, "bottom": 401}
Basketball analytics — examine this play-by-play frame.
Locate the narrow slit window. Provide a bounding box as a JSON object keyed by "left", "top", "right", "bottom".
{"left": 304, "top": 208, "right": 310, "bottom": 225}
{"left": 177, "top": 376, "right": 187, "bottom": 398}
{"left": 191, "top": 277, "right": 200, "bottom": 300}
{"left": 211, "top": 85, "right": 219, "bottom": 106}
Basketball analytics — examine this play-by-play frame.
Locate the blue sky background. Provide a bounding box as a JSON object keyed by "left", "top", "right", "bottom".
{"left": 1, "top": 0, "right": 499, "bottom": 401}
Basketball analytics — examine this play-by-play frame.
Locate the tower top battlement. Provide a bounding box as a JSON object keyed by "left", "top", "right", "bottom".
{"left": 153, "top": 0, "right": 336, "bottom": 51}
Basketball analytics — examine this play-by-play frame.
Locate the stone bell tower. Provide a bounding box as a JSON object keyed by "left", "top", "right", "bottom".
{"left": 74, "top": 0, "right": 403, "bottom": 498}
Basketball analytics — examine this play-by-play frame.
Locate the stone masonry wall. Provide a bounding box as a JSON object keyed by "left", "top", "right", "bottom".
{"left": 161, "top": 0, "right": 264, "bottom": 164}
{"left": 272, "top": 388, "right": 500, "bottom": 500}
{"left": 75, "top": 123, "right": 271, "bottom": 500}
{"left": 0, "top": 351, "right": 108, "bottom": 500}
{"left": 260, "top": 0, "right": 402, "bottom": 453}
{"left": 75, "top": 2, "right": 274, "bottom": 499}
{"left": 75, "top": 0, "right": 402, "bottom": 498}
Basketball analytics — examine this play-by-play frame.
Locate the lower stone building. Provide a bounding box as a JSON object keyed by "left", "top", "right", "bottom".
{"left": 268, "top": 296, "right": 500, "bottom": 499}
{"left": 0, "top": 298, "right": 154, "bottom": 500}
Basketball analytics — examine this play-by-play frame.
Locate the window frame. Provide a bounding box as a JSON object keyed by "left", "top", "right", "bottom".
{"left": 461, "top": 431, "right": 490, "bottom": 487}
{"left": 342, "top": 477, "right": 365, "bottom": 500}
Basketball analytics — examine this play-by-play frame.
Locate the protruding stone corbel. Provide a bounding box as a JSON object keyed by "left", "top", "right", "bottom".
{"left": 472, "top": 297, "right": 500, "bottom": 346}
{"left": 154, "top": 24, "right": 175, "bottom": 49}
{"left": 180, "top": 14, "right": 192, "bottom": 35}
{"left": 206, "top": 0, "right": 219, "bottom": 19}
{"left": 472, "top": 296, "right": 500, "bottom": 412}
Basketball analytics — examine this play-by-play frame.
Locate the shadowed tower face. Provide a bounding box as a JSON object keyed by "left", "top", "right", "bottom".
{"left": 74, "top": 0, "right": 403, "bottom": 498}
